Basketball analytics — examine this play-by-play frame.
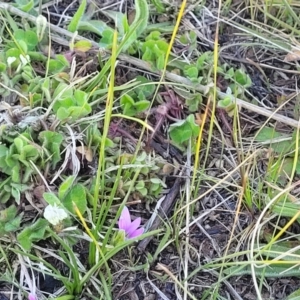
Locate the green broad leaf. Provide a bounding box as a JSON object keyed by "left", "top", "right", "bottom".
{"left": 196, "top": 52, "right": 212, "bottom": 70}
{"left": 0, "top": 145, "right": 8, "bottom": 156}
{"left": 169, "top": 115, "right": 200, "bottom": 145}
{"left": 135, "top": 76, "right": 155, "bottom": 99}
{"left": 139, "top": 187, "right": 148, "bottom": 197}
{"left": 43, "top": 192, "right": 61, "bottom": 206}
{"left": 55, "top": 97, "right": 74, "bottom": 112}
{"left": 68, "top": 0, "right": 87, "bottom": 33}
{"left": 6, "top": 48, "right": 21, "bottom": 67}
{"left": 151, "top": 0, "right": 165, "bottom": 13}
{"left": 11, "top": 165, "right": 21, "bottom": 183}
{"left": 18, "top": 40, "right": 28, "bottom": 54}
{"left": 255, "top": 127, "right": 292, "bottom": 154}
{"left": 288, "top": 288, "right": 300, "bottom": 300}
{"left": 142, "top": 46, "right": 155, "bottom": 62}
{"left": 41, "top": 78, "right": 51, "bottom": 100}
{"left": 224, "top": 264, "right": 300, "bottom": 278}
{"left": 11, "top": 187, "right": 21, "bottom": 204}
{"left": 56, "top": 107, "right": 70, "bottom": 121}
{"left": 99, "top": 30, "right": 114, "bottom": 48}
{"left": 227, "top": 67, "right": 235, "bottom": 78}
{"left": 17, "top": 219, "right": 49, "bottom": 250}
{"left": 137, "top": 90, "right": 146, "bottom": 101}
{"left": 184, "top": 66, "right": 198, "bottom": 79}
{"left": 68, "top": 105, "right": 91, "bottom": 120}
{"left": 0, "top": 155, "right": 11, "bottom": 175}
{"left": 121, "top": 94, "right": 135, "bottom": 106}
{"left": 141, "top": 39, "right": 168, "bottom": 70}
{"left": 136, "top": 181, "right": 145, "bottom": 189}
{"left": 255, "top": 127, "right": 282, "bottom": 141}
{"left": 55, "top": 55, "right": 70, "bottom": 68}
{"left": 74, "top": 90, "right": 89, "bottom": 106}
{"left": 39, "top": 131, "right": 63, "bottom": 169}
{"left": 78, "top": 20, "right": 114, "bottom": 36}
{"left": 186, "top": 94, "right": 202, "bottom": 112}
{"left": 22, "top": 168, "right": 34, "bottom": 183}
{"left": 0, "top": 205, "right": 17, "bottom": 223}
{"left": 179, "top": 34, "right": 189, "bottom": 45}
{"left": 103, "top": 137, "right": 115, "bottom": 148}
{"left": 101, "top": 10, "right": 127, "bottom": 35}
{"left": 53, "top": 83, "right": 73, "bottom": 100}
{"left": 134, "top": 100, "right": 150, "bottom": 112}
{"left": 58, "top": 176, "right": 76, "bottom": 200}
{"left": 146, "top": 31, "right": 161, "bottom": 41}
{"left": 15, "top": 0, "right": 34, "bottom": 12}
{"left": 235, "top": 69, "right": 252, "bottom": 87}
{"left": 217, "top": 97, "right": 236, "bottom": 116}
{"left": 150, "top": 183, "right": 160, "bottom": 192}
{"left": 270, "top": 191, "right": 300, "bottom": 222}
{"left": 0, "top": 62, "right": 6, "bottom": 72}
{"left": 156, "top": 53, "right": 165, "bottom": 70}
{"left": 48, "top": 59, "right": 67, "bottom": 74}
{"left": 22, "top": 145, "right": 39, "bottom": 160}
{"left": 276, "top": 157, "right": 300, "bottom": 183}
{"left": 74, "top": 40, "right": 92, "bottom": 52}
{"left": 14, "top": 29, "right": 38, "bottom": 51}
{"left": 63, "top": 184, "right": 87, "bottom": 215}
{"left": 218, "top": 97, "right": 232, "bottom": 108}
{"left": 122, "top": 105, "right": 135, "bottom": 117}
{"left": 5, "top": 214, "right": 22, "bottom": 232}
{"left": 150, "top": 178, "right": 167, "bottom": 188}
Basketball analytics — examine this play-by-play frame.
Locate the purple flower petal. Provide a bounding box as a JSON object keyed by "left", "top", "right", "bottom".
{"left": 126, "top": 217, "right": 141, "bottom": 237}
{"left": 118, "top": 206, "right": 131, "bottom": 231}
{"left": 128, "top": 227, "right": 144, "bottom": 239}
{"left": 28, "top": 294, "right": 37, "bottom": 300}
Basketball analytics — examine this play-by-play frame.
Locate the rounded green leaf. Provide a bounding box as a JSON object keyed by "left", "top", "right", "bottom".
{"left": 43, "top": 192, "right": 61, "bottom": 206}
{"left": 58, "top": 176, "right": 76, "bottom": 199}
{"left": 63, "top": 184, "right": 87, "bottom": 215}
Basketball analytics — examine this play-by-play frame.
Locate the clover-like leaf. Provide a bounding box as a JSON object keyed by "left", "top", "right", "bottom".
{"left": 17, "top": 219, "right": 49, "bottom": 250}
{"left": 58, "top": 176, "right": 76, "bottom": 200}
{"left": 5, "top": 214, "right": 22, "bottom": 232}
{"left": 62, "top": 184, "right": 87, "bottom": 215}
{"left": 0, "top": 205, "right": 17, "bottom": 223}
{"left": 255, "top": 127, "right": 292, "bottom": 154}
{"left": 14, "top": 0, "right": 34, "bottom": 12}
{"left": 74, "top": 40, "right": 92, "bottom": 52}
{"left": 39, "top": 131, "right": 63, "bottom": 169}
{"left": 15, "top": 29, "right": 38, "bottom": 51}
{"left": 184, "top": 66, "right": 198, "bottom": 79}
{"left": 169, "top": 115, "right": 200, "bottom": 145}
{"left": 43, "top": 192, "right": 61, "bottom": 206}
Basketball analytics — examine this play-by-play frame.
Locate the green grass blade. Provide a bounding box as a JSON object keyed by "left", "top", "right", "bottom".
{"left": 67, "top": 0, "right": 87, "bottom": 33}
{"left": 132, "top": 0, "right": 149, "bottom": 37}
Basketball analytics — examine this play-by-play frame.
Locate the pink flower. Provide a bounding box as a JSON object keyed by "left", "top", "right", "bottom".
{"left": 118, "top": 206, "right": 144, "bottom": 239}
{"left": 28, "top": 293, "right": 37, "bottom": 300}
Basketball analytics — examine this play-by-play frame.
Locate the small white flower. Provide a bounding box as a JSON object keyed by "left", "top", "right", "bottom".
{"left": 19, "top": 54, "right": 30, "bottom": 66}
{"left": 7, "top": 57, "right": 16, "bottom": 67}
{"left": 44, "top": 204, "right": 68, "bottom": 226}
